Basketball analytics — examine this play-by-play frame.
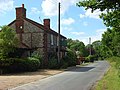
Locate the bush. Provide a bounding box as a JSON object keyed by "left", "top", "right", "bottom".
{"left": 60, "top": 60, "right": 68, "bottom": 69}
{"left": 107, "top": 57, "right": 120, "bottom": 78}
{"left": 85, "top": 56, "right": 90, "bottom": 62}
{"left": 26, "top": 57, "right": 40, "bottom": 71}
{"left": 0, "top": 57, "right": 40, "bottom": 74}
{"left": 85, "top": 55, "right": 96, "bottom": 62}
{"left": 48, "top": 57, "right": 58, "bottom": 69}
{"left": 31, "top": 51, "right": 42, "bottom": 61}
{"left": 60, "top": 50, "right": 77, "bottom": 68}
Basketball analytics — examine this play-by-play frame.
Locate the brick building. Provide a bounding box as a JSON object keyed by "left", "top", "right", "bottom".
{"left": 8, "top": 4, "right": 67, "bottom": 65}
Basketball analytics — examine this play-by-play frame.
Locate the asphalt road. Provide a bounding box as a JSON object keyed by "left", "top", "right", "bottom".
{"left": 10, "top": 61, "right": 109, "bottom": 90}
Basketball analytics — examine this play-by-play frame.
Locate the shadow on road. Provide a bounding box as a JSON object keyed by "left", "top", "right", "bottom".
{"left": 67, "top": 66, "right": 95, "bottom": 72}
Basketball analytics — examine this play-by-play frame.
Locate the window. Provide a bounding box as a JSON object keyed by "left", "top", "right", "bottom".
{"left": 51, "top": 34, "right": 54, "bottom": 45}
{"left": 57, "top": 37, "right": 58, "bottom": 46}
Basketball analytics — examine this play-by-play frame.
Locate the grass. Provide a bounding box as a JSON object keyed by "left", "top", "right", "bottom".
{"left": 94, "top": 57, "right": 120, "bottom": 90}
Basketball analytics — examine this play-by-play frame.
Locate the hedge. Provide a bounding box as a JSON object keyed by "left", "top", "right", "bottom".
{"left": 0, "top": 57, "right": 40, "bottom": 74}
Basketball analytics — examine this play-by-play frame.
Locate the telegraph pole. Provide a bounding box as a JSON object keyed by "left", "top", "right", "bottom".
{"left": 89, "top": 37, "right": 92, "bottom": 55}
{"left": 58, "top": 2, "right": 60, "bottom": 63}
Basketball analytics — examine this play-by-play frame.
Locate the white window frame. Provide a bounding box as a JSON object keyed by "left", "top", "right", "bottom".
{"left": 51, "top": 34, "right": 54, "bottom": 45}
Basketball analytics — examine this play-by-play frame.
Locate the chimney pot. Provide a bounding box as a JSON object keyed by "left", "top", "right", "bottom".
{"left": 22, "top": 4, "right": 24, "bottom": 8}
{"left": 16, "top": 4, "right": 26, "bottom": 19}
{"left": 44, "top": 19, "right": 50, "bottom": 29}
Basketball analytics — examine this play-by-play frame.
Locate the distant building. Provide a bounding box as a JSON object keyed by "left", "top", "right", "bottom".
{"left": 8, "top": 4, "right": 67, "bottom": 66}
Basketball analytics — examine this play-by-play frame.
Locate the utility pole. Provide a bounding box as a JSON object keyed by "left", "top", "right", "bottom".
{"left": 58, "top": 2, "right": 60, "bottom": 63}
{"left": 89, "top": 37, "right": 92, "bottom": 55}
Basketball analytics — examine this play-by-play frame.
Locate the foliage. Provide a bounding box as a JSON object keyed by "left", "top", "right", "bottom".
{"left": 48, "top": 56, "right": 58, "bottom": 69}
{"left": 77, "top": 0, "right": 120, "bottom": 59}
{"left": 0, "top": 58, "right": 40, "bottom": 74}
{"left": 26, "top": 57, "right": 40, "bottom": 71}
{"left": 0, "top": 26, "right": 19, "bottom": 58}
{"left": 95, "top": 57, "right": 120, "bottom": 90}
{"left": 61, "top": 49, "right": 77, "bottom": 68}
{"left": 67, "top": 39, "right": 88, "bottom": 57}
{"left": 59, "top": 59, "right": 68, "bottom": 69}
{"left": 101, "top": 28, "right": 120, "bottom": 57}
{"left": 77, "top": 0, "right": 120, "bottom": 28}
{"left": 92, "top": 40, "right": 101, "bottom": 57}
{"left": 107, "top": 57, "right": 120, "bottom": 75}
{"left": 31, "top": 51, "right": 43, "bottom": 68}
{"left": 86, "top": 44, "right": 95, "bottom": 55}
{"left": 85, "top": 55, "right": 95, "bottom": 62}
{"left": 31, "top": 51, "right": 42, "bottom": 60}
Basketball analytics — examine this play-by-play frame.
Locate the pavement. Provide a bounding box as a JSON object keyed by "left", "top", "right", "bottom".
{"left": 10, "top": 61, "right": 110, "bottom": 90}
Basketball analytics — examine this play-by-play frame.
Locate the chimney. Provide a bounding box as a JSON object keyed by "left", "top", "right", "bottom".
{"left": 16, "top": 4, "right": 26, "bottom": 19}
{"left": 44, "top": 19, "right": 50, "bottom": 29}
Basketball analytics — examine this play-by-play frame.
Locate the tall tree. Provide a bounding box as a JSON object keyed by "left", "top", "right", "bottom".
{"left": 0, "top": 26, "right": 19, "bottom": 58}
{"left": 77, "top": 0, "right": 120, "bottom": 58}
{"left": 102, "top": 28, "right": 120, "bottom": 57}
{"left": 77, "top": 0, "right": 120, "bottom": 28}
{"left": 92, "top": 40, "right": 101, "bottom": 56}
{"left": 67, "top": 39, "right": 88, "bottom": 57}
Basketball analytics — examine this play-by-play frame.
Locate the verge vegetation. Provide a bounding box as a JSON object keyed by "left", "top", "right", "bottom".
{"left": 94, "top": 57, "right": 120, "bottom": 90}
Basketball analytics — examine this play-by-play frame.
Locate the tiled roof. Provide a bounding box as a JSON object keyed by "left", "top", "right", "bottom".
{"left": 25, "top": 18, "right": 66, "bottom": 39}
{"left": 8, "top": 18, "right": 66, "bottom": 39}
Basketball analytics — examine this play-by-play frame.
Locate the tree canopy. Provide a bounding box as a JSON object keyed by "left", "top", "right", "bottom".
{"left": 77, "top": 0, "right": 120, "bottom": 58}
{"left": 0, "top": 26, "right": 19, "bottom": 58}
{"left": 77, "top": 0, "right": 120, "bottom": 28}
{"left": 67, "top": 39, "right": 89, "bottom": 57}
{"left": 102, "top": 27, "right": 120, "bottom": 57}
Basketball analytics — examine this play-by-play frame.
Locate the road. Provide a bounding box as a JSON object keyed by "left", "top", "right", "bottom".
{"left": 10, "top": 61, "right": 109, "bottom": 90}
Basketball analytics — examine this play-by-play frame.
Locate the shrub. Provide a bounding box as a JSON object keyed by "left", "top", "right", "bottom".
{"left": 107, "top": 57, "right": 120, "bottom": 78}
{"left": 0, "top": 57, "right": 40, "bottom": 74}
{"left": 66, "top": 50, "right": 77, "bottom": 66}
{"left": 31, "top": 51, "right": 42, "bottom": 61}
{"left": 85, "top": 55, "right": 96, "bottom": 62}
{"left": 60, "top": 60, "right": 68, "bottom": 69}
{"left": 26, "top": 57, "right": 40, "bottom": 71}
{"left": 48, "top": 57, "right": 58, "bottom": 69}
{"left": 60, "top": 50, "right": 77, "bottom": 68}
{"left": 85, "top": 56, "right": 90, "bottom": 62}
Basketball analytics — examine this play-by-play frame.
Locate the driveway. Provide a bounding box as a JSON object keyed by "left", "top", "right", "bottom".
{"left": 10, "top": 61, "right": 109, "bottom": 90}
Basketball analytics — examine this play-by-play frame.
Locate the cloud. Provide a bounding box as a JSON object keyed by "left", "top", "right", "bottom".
{"left": 0, "top": 0, "right": 14, "bottom": 15}
{"left": 41, "top": 0, "right": 57, "bottom": 16}
{"left": 63, "top": 27, "right": 73, "bottom": 31}
{"left": 96, "top": 29, "right": 106, "bottom": 33}
{"left": 60, "top": 26, "right": 73, "bottom": 35}
{"left": 80, "top": 14, "right": 84, "bottom": 18}
{"left": 71, "top": 31, "right": 85, "bottom": 36}
{"left": 83, "top": 22, "right": 88, "bottom": 26}
{"left": 61, "top": 18, "right": 75, "bottom": 25}
{"left": 41, "top": 0, "right": 80, "bottom": 16}
{"left": 29, "top": 7, "right": 40, "bottom": 14}
{"left": 70, "top": 28, "right": 106, "bottom": 45}
{"left": 80, "top": 9, "right": 105, "bottom": 19}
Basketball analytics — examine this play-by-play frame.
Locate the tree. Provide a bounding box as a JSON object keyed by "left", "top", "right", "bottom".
{"left": 102, "top": 28, "right": 120, "bottom": 57}
{"left": 67, "top": 39, "right": 88, "bottom": 57}
{"left": 77, "top": 0, "right": 120, "bottom": 58}
{"left": 0, "top": 26, "right": 19, "bottom": 58}
{"left": 92, "top": 40, "right": 101, "bottom": 57}
{"left": 86, "top": 44, "right": 95, "bottom": 55}
{"left": 77, "top": 0, "right": 120, "bottom": 28}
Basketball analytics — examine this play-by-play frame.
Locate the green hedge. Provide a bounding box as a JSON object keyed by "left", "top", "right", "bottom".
{"left": 48, "top": 57, "right": 58, "bottom": 69}
{"left": 107, "top": 57, "right": 120, "bottom": 77}
{"left": 0, "top": 57, "right": 40, "bottom": 74}
{"left": 85, "top": 55, "right": 96, "bottom": 62}
{"left": 60, "top": 50, "right": 77, "bottom": 68}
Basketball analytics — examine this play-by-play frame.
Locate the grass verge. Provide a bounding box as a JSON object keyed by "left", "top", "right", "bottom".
{"left": 94, "top": 57, "right": 120, "bottom": 90}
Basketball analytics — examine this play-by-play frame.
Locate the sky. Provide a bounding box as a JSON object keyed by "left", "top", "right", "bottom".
{"left": 0, "top": 0, "right": 107, "bottom": 45}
